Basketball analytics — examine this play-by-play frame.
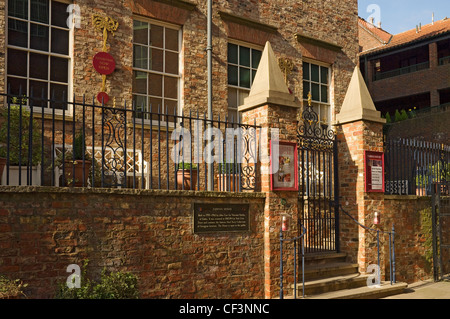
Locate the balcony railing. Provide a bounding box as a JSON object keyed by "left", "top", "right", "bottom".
{"left": 439, "top": 56, "right": 450, "bottom": 66}
{"left": 0, "top": 91, "right": 260, "bottom": 192}
{"left": 373, "top": 61, "right": 430, "bottom": 81}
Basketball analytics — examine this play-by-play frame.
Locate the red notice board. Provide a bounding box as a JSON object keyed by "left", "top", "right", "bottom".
{"left": 364, "top": 151, "right": 385, "bottom": 193}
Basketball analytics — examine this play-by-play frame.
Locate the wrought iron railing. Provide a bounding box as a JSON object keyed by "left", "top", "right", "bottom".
{"left": 439, "top": 56, "right": 450, "bottom": 66}
{"left": 373, "top": 61, "right": 429, "bottom": 81}
{"left": 385, "top": 138, "right": 450, "bottom": 196}
{"left": 0, "top": 91, "right": 260, "bottom": 192}
{"left": 339, "top": 204, "right": 396, "bottom": 285}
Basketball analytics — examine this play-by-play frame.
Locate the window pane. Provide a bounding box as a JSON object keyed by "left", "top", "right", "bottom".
{"left": 8, "top": 0, "right": 28, "bottom": 19}
{"left": 320, "top": 66, "right": 329, "bottom": 84}
{"left": 133, "top": 95, "right": 147, "bottom": 116}
{"left": 303, "top": 62, "right": 310, "bottom": 80}
{"left": 29, "top": 80, "right": 48, "bottom": 102}
{"left": 239, "top": 46, "right": 250, "bottom": 67}
{"left": 30, "top": 23, "right": 49, "bottom": 51}
{"left": 164, "top": 76, "right": 178, "bottom": 99}
{"left": 228, "top": 88, "right": 238, "bottom": 109}
{"left": 228, "top": 109, "right": 238, "bottom": 123}
{"left": 133, "top": 45, "right": 148, "bottom": 69}
{"left": 7, "top": 49, "right": 28, "bottom": 77}
{"left": 165, "top": 28, "right": 178, "bottom": 51}
{"left": 164, "top": 99, "right": 177, "bottom": 122}
{"left": 149, "top": 97, "right": 162, "bottom": 112}
{"left": 50, "top": 56, "right": 68, "bottom": 83}
{"left": 132, "top": 71, "right": 147, "bottom": 94}
{"left": 239, "top": 67, "right": 250, "bottom": 88}
{"left": 31, "top": 0, "right": 49, "bottom": 24}
{"left": 165, "top": 51, "right": 178, "bottom": 75}
{"left": 228, "top": 43, "right": 238, "bottom": 64}
{"left": 228, "top": 65, "right": 238, "bottom": 86}
{"left": 311, "top": 64, "right": 319, "bottom": 82}
{"left": 51, "top": 28, "right": 69, "bottom": 54}
{"left": 302, "top": 81, "right": 310, "bottom": 100}
{"left": 238, "top": 89, "right": 249, "bottom": 106}
{"left": 311, "top": 83, "right": 320, "bottom": 101}
{"left": 133, "top": 20, "right": 148, "bottom": 45}
{"left": 149, "top": 24, "right": 163, "bottom": 48}
{"left": 149, "top": 48, "right": 163, "bottom": 72}
{"left": 252, "top": 70, "right": 257, "bottom": 84}
{"left": 30, "top": 53, "right": 49, "bottom": 80}
{"left": 148, "top": 73, "right": 162, "bottom": 97}
{"left": 321, "top": 85, "right": 328, "bottom": 103}
{"left": 50, "top": 83, "right": 68, "bottom": 109}
{"left": 7, "top": 76, "right": 27, "bottom": 96}
{"left": 51, "top": 0, "right": 69, "bottom": 28}
{"left": 252, "top": 49, "right": 262, "bottom": 69}
{"left": 8, "top": 18, "right": 28, "bottom": 47}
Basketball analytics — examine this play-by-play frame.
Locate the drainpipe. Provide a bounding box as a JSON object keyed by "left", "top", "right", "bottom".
{"left": 207, "top": 0, "right": 213, "bottom": 191}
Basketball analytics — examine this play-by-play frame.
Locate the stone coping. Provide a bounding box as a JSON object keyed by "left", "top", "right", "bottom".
{"left": 0, "top": 186, "right": 266, "bottom": 199}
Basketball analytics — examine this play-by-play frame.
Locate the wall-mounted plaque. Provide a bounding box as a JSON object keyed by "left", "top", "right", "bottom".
{"left": 193, "top": 203, "right": 250, "bottom": 233}
{"left": 364, "top": 151, "right": 385, "bottom": 193}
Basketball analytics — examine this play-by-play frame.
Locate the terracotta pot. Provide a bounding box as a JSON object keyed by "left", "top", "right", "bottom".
{"left": 64, "top": 160, "right": 92, "bottom": 187}
{"left": 217, "top": 174, "right": 239, "bottom": 192}
{"left": 177, "top": 169, "right": 197, "bottom": 190}
{"left": 0, "top": 157, "right": 6, "bottom": 183}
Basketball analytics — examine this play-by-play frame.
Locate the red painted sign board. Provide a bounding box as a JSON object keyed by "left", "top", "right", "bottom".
{"left": 93, "top": 52, "right": 116, "bottom": 75}
{"left": 364, "top": 151, "right": 385, "bottom": 193}
{"left": 97, "top": 92, "right": 110, "bottom": 104}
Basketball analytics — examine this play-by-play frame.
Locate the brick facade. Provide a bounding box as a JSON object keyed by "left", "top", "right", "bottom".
{"left": 0, "top": 187, "right": 265, "bottom": 299}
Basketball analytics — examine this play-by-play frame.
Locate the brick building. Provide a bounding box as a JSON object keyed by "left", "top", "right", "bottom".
{"left": 359, "top": 17, "right": 450, "bottom": 115}
{"left": 1, "top": 0, "right": 358, "bottom": 126}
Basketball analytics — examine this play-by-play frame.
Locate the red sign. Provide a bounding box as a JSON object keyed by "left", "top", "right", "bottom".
{"left": 97, "top": 92, "right": 110, "bottom": 104}
{"left": 364, "top": 151, "right": 385, "bottom": 193}
{"left": 93, "top": 52, "right": 116, "bottom": 75}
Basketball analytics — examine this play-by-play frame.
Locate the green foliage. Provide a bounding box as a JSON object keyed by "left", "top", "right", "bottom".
{"left": 0, "top": 275, "right": 28, "bottom": 299}
{"left": 416, "top": 161, "right": 450, "bottom": 186}
{"left": 0, "top": 104, "right": 42, "bottom": 165}
{"left": 55, "top": 260, "right": 139, "bottom": 299}
{"left": 178, "top": 162, "right": 198, "bottom": 170}
{"left": 394, "top": 109, "right": 402, "bottom": 122}
{"left": 400, "top": 109, "right": 408, "bottom": 121}
{"left": 219, "top": 160, "right": 237, "bottom": 174}
{"left": 385, "top": 112, "right": 392, "bottom": 123}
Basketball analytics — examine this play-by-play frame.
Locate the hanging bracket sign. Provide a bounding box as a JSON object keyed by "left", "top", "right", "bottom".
{"left": 364, "top": 151, "right": 385, "bottom": 193}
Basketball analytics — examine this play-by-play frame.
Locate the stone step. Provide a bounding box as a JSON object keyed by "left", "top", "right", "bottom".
{"left": 303, "top": 252, "right": 348, "bottom": 267}
{"left": 299, "top": 262, "right": 359, "bottom": 280}
{"left": 292, "top": 273, "right": 370, "bottom": 296}
{"left": 306, "top": 281, "right": 408, "bottom": 299}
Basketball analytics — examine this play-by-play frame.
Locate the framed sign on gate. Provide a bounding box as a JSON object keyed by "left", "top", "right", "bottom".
{"left": 270, "top": 141, "right": 298, "bottom": 191}
{"left": 364, "top": 151, "right": 385, "bottom": 193}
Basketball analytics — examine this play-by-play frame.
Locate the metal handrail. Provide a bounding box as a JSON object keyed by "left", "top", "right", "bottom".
{"left": 338, "top": 204, "right": 396, "bottom": 285}
{"left": 280, "top": 224, "right": 307, "bottom": 299}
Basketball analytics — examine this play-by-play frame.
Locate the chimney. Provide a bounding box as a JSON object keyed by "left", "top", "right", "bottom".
{"left": 377, "top": 21, "right": 382, "bottom": 28}
{"left": 432, "top": 12, "right": 435, "bottom": 25}
{"left": 369, "top": 17, "right": 374, "bottom": 25}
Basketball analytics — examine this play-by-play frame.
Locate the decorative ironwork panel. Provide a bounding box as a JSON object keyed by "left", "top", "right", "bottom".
{"left": 240, "top": 125, "right": 258, "bottom": 191}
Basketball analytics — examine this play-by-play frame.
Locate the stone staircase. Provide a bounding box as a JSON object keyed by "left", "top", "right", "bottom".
{"left": 286, "top": 252, "right": 408, "bottom": 299}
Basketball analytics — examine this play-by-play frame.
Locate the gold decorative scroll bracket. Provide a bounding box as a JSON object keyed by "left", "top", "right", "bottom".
{"left": 92, "top": 14, "right": 119, "bottom": 93}
{"left": 278, "top": 57, "right": 294, "bottom": 84}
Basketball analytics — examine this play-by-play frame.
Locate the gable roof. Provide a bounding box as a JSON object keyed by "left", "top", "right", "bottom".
{"left": 361, "top": 18, "right": 450, "bottom": 56}
{"left": 358, "top": 17, "right": 393, "bottom": 45}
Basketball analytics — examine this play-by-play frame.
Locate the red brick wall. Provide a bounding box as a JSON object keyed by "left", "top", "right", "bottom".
{"left": 384, "top": 195, "right": 435, "bottom": 283}
{"left": 0, "top": 186, "right": 265, "bottom": 299}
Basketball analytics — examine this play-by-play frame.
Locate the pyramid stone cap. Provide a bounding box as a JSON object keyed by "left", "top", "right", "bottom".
{"left": 238, "top": 42, "right": 300, "bottom": 112}
{"left": 335, "top": 66, "right": 386, "bottom": 125}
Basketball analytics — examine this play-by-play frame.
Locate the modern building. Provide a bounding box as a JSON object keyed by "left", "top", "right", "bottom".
{"left": 359, "top": 17, "right": 450, "bottom": 115}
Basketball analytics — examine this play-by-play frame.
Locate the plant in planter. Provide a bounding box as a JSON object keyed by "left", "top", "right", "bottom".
{"left": 0, "top": 100, "right": 42, "bottom": 186}
{"left": 55, "top": 259, "right": 139, "bottom": 299}
{"left": 177, "top": 162, "right": 198, "bottom": 190}
{"left": 217, "top": 160, "right": 240, "bottom": 192}
{"left": 54, "top": 132, "right": 93, "bottom": 187}
{"left": 0, "top": 275, "right": 28, "bottom": 299}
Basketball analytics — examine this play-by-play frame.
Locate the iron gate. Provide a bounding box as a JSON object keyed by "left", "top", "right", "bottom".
{"left": 297, "top": 99, "right": 339, "bottom": 254}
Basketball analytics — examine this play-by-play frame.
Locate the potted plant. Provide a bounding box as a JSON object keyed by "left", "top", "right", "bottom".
{"left": 217, "top": 160, "right": 240, "bottom": 192}
{"left": 177, "top": 162, "right": 198, "bottom": 190}
{"left": 55, "top": 132, "right": 92, "bottom": 187}
{"left": 0, "top": 99, "right": 42, "bottom": 186}
{"left": 0, "top": 275, "right": 28, "bottom": 299}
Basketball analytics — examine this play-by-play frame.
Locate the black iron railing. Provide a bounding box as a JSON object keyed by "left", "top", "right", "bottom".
{"left": 385, "top": 138, "right": 450, "bottom": 196}
{"left": 0, "top": 91, "right": 260, "bottom": 192}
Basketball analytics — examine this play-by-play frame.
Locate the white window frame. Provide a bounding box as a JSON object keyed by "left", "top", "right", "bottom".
{"left": 132, "top": 17, "right": 182, "bottom": 126}
{"left": 5, "top": 0, "right": 74, "bottom": 115}
{"left": 227, "top": 40, "right": 263, "bottom": 121}
{"left": 302, "top": 59, "right": 332, "bottom": 126}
